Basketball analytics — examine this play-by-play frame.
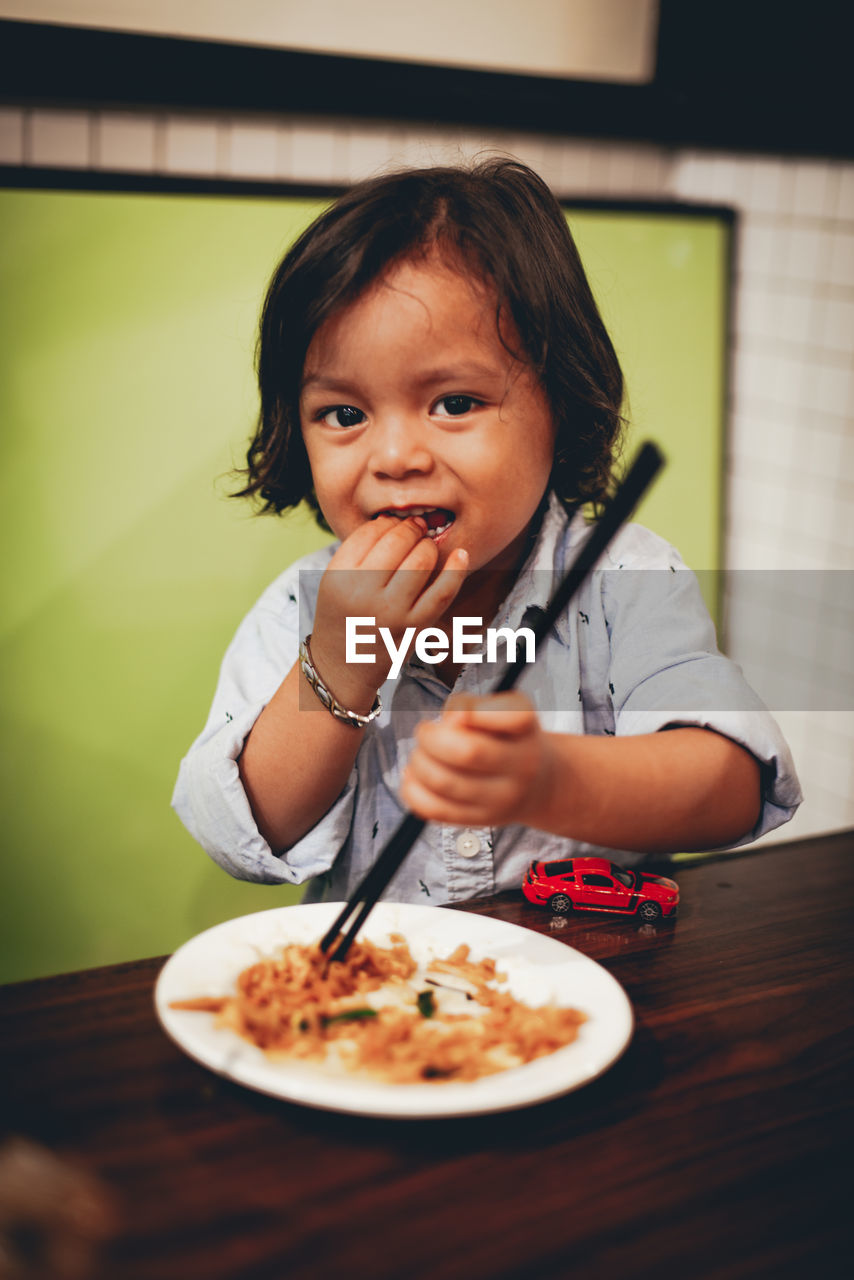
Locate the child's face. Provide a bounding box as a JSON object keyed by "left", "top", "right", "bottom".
{"left": 299, "top": 253, "right": 556, "bottom": 581}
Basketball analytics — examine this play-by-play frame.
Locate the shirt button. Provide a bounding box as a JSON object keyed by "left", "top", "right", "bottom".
{"left": 455, "top": 829, "right": 481, "bottom": 858}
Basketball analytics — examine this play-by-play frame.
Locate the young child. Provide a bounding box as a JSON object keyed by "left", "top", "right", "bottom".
{"left": 172, "top": 159, "right": 800, "bottom": 904}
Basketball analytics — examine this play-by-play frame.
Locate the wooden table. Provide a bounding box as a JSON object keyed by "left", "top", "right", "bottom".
{"left": 1, "top": 831, "right": 852, "bottom": 1279}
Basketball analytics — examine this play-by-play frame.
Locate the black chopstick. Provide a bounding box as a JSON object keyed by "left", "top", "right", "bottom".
{"left": 320, "top": 440, "right": 665, "bottom": 963}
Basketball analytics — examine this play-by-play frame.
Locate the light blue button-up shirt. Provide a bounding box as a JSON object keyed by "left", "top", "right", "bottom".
{"left": 172, "top": 494, "right": 801, "bottom": 903}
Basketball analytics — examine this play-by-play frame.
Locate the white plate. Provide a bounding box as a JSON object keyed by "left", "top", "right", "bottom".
{"left": 155, "top": 902, "right": 633, "bottom": 1119}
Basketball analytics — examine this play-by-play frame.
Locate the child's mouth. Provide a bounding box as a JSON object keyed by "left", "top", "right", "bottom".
{"left": 374, "top": 507, "right": 456, "bottom": 540}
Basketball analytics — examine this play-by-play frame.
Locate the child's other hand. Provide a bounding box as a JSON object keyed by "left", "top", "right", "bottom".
{"left": 310, "top": 515, "right": 468, "bottom": 705}
{"left": 401, "top": 692, "right": 554, "bottom": 828}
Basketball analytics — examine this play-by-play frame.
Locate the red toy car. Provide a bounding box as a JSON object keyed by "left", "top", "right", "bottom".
{"left": 522, "top": 856, "right": 678, "bottom": 921}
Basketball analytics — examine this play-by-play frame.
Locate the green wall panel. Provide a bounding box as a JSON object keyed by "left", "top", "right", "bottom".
{"left": 0, "top": 186, "right": 728, "bottom": 982}
{"left": 570, "top": 210, "right": 727, "bottom": 579}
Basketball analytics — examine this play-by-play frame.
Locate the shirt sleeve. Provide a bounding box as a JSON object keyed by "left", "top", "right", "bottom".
{"left": 171, "top": 572, "right": 357, "bottom": 884}
{"left": 601, "top": 535, "right": 802, "bottom": 845}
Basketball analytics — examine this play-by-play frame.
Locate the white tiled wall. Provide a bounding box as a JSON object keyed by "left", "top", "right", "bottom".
{"left": 670, "top": 151, "right": 854, "bottom": 844}
{"left": 0, "top": 105, "right": 676, "bottom": 196}
{"left": 2, "top": 104, "right": 852, "bottom": 842}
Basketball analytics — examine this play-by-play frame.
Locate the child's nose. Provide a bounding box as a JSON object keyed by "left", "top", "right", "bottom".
{"left": 368, "top": 415, "right": 434, "bottom": 478}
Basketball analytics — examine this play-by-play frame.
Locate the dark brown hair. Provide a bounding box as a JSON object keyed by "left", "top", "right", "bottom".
{"left": 235, "top": 158, "right": 624, "bottom": 526}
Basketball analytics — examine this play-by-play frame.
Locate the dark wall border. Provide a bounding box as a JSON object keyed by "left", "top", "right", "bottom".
{"left": 0, "top": 2, "right": 850, "bottom": 160}
{"left": 0, "top": 166, "right": 344, "bottom": 202}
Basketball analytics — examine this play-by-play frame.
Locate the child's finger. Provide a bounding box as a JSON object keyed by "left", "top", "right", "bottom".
{"left": 406, "top": 747, "right": 492, "bottom": 801}
{"left": 325, "top": 514, "right": 395, "bottom": 567}
{"left": 444, "top": 692, "right": 479, "bottom": 713}
{"left": 403, "top": 758, "right": 534, "bottom": 827}
{"left": 444, "top": 691, "right": 538, "bottom": 736}
{"left": 355, "top": 514, "right": 432, "bottom": 576}
{"left": 400, "top": 770, "right": 487, "bottom": 827}
{"left": 412, "top": 718, "right": 515, "bottom": 776}
{"left": 408, "top": 547, "right": 470, "bottom": 621}
{"left": 330, "top": 513, "right": 426, "bottom": 574}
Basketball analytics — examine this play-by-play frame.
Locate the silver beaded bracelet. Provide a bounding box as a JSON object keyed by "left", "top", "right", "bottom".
{"left": 298, "top": 634, "right": 383, "bottom": 729}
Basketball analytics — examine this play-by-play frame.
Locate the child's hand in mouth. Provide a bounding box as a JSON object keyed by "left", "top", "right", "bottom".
{"left": 309, "top": 512, "right": 468, "bottom": 712}
{"left": 374, "top": 506, "right": 456, "bottom": 543}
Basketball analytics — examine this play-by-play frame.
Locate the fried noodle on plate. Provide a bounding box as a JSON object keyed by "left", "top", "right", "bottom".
{"left": 170, "top": 935, "right": 586, "bottom": 1083}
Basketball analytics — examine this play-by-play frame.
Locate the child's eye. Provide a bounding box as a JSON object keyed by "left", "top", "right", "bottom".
{"left": 432, "top": 395, "right": 480, "bottom": 418}
{"left": 318, "top": 405, "right": 366, "bottom": 429}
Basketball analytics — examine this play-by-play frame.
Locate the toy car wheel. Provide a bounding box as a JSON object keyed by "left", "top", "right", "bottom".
{"left": 548, "top": 893, "right": 573, "bottom": 915}
{"left": 638, "top": 901, "right": 662, "bottom": 922}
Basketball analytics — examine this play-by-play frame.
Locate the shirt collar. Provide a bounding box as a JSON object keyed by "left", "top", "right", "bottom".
{"left": 493, "top": 490, "right": 583, "bottom": 645}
